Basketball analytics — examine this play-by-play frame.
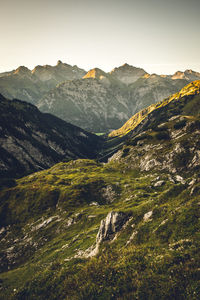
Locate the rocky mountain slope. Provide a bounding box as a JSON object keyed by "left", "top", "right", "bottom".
{"left": 0, "top": 61, "right": 86, "bottom": 104}
{"left": 0, "top": 94, "right": 100, "bottom": 179}
{"left": 0, "top": 81, "right": 200, "bottom": 299}
{"left": 109, "top": 63, "right": 147, "bottom": 84}
{"left": 38, "top": 68, "right": 131, "bottom": 132}
{"left": 38, "top": 64, "right": 200, "bottom": 132}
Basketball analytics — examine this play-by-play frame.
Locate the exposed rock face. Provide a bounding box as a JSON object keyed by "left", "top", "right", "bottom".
{"left": 96, "top": 211, "right": 130, "bottom": 243}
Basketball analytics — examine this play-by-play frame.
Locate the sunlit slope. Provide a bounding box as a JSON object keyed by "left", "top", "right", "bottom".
{"left": 109, "top": 80, "right": 200, "bottom": 137}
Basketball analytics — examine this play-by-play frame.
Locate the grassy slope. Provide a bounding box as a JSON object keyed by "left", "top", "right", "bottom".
{"left": 0, "top": 126, "right": 200, "bottom": 299}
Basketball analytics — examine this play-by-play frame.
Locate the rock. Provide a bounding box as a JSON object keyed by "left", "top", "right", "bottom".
{"left": 101, "top": 185, "right": 116, "bottom": 203}
{"left": 189, "top": 178, "right": 197, "bottom": 186}
{"left": 126, "top": 230, "right": 138, "bottom": 246}
{"left": 143, "top": 211, "right": 153, "bottom": 221}
{"left": 175, "top": 175, "right": 185, "bottom": 184}
{"left": 89, "top": 202, "right": 99, "bottom": 206}
{"left": 96, "top": 211, "right": 130, "bottom": 244}
{"left": 154, "top": 180, "right": 165, "bottom": 187}
{"left": 190, "top": 186, "right": 200, "bottom": 196}
{"left": 140, "top": 157, "right": 161, "bottom": 172}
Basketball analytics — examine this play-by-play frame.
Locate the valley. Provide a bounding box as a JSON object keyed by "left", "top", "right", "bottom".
{"left": 0, "top": 80, "right": 200, "bottom": 299}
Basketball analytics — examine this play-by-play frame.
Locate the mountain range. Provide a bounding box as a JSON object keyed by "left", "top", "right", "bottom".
{"left": 0, "top": 79, "right": 200, "bottom": 299}
{"left": 1, "top": 62, "right": 200, "bottom": 132}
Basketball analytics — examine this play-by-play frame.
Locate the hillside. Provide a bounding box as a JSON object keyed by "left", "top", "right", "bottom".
{"left": 0, "top": 94, "right": 100, "bottom": 179}
{"left": 0, "top": 61, "right": 86, "bottom": 105}
{"left": 109, "top": 80, "right": 200, "bottom": 137}
{"left": 0, "top": 82, "right": 200, "bottom": 299}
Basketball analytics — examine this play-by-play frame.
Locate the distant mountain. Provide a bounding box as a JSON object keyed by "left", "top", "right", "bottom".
{"left": 109, "top": 63, "right": 147, "bottom": 84}
{"left": 127, "top": 73, "right": 189, "bottom": 115}
{"left": 0, "top": 61, "right": 86, "bottom": 104}
{"left": 171, "top": 69, "right": 200, "bottom": 81}
{"left": 0, "top": 94, "right": 100, "bottom": 178}
{"left": 38, "top": 68, "right": 131, "bottom": 132}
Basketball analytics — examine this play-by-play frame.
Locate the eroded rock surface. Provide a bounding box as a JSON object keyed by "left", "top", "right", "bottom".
{"left": 96, "top": 211, "right": 130, "bottom": 243}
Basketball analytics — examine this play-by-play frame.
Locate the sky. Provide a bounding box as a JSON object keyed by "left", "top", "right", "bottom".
{"left": 1, "top": 0, "right": 200, "bottom": 74}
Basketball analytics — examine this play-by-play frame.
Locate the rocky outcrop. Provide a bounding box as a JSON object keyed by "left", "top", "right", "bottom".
{"left": 96, "top": 211, "right": 130, "bottom": 243}
{"left": 86, "top": 211, "right": 131, "bottom": 258}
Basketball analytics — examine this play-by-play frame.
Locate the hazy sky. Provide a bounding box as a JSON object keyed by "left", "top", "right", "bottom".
{"left": 1, "top": 0, "right": 200, "bottom": 74}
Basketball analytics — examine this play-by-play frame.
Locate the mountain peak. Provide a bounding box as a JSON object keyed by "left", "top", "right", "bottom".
{"left": 121, "top": 63, "right": 131, "bottom": 68}
{"left": 112, "top": 63, "right": 146, "bottom": 72}
{"left": 172, "top": 70, "right": 200, "bottom": 80}
{"left": 110, "top": 64, "right": 147, "bottom": 85}
{"left": 14, "top": 66, "right": 31, "bottom": 75}
{"left": 83, "top": 68, "right": 107, "bottom": 79}
{"left": 57, "top": 60, "right": 63, "bottom": 65}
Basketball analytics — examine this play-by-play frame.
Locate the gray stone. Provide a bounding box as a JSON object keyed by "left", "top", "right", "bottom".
{"left": 96, "top": 211, "right": 130, "bottom": 243}
{"left": 154, "top": 180, "right": 165, "bottom": 187}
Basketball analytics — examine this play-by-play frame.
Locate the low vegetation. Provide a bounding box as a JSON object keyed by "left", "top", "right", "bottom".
{"left": 0, "top": 81, "right": 200, "bottom": 299}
